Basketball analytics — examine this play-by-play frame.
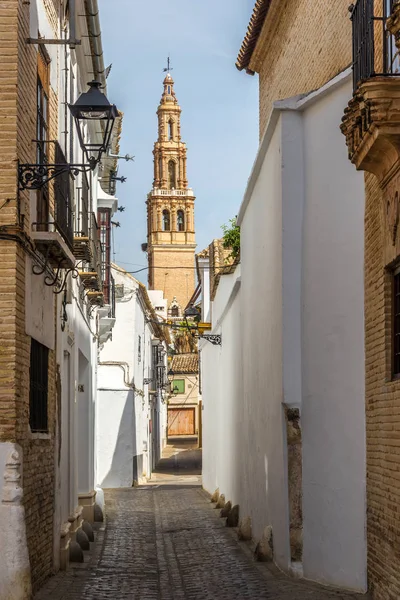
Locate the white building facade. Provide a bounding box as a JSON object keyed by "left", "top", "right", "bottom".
{"left": 0, "top": 1, "right": 123, "bottom": 595}
{"left": 97, "top": 266, "right": 168, "bottom": 488}
{"left": 201, "top": 71, "right": 367, "bottom": 592}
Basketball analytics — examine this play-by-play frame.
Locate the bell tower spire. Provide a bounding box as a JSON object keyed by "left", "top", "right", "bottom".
{"left": 146, "top": 69, "right": 196, "bottom": 313}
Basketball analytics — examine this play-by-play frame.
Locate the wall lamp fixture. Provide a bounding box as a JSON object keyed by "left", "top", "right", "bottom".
{"left": 184, "top": 305, "right": 222, "bottom": 346}
{"left": 18, "top": 81, "right": 118, "bottom": 190}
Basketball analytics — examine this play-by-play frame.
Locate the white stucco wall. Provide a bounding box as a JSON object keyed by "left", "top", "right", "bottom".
{"left": 97, "top": 389, "right": 135, "bottom": 487}
{"left": 299, "top": 78, "right": 366, "bottom": 591}
{"left": 239, "top": 119, "right": 290, "bottom": 567}
{"left": 97, "top": 268, "right": 162, "bottom": 487}
{"left": 203, "top": 71, "right": 366, "bottom": 591}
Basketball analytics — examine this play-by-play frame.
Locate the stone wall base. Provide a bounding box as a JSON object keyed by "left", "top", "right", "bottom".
{"left": 78, "top": 490, "right": 97, "bottom": 523}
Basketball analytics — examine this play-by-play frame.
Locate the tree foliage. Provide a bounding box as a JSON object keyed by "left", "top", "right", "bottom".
{"left": 221, "top": 217, "right": 240, "bottom": 261}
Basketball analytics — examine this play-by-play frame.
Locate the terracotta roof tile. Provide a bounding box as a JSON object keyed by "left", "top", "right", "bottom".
{"left": 171, "top": 353, "right": 199, "bottom": 374}
{"left": 236, "top": 0, "right": 272, "bottom": 73}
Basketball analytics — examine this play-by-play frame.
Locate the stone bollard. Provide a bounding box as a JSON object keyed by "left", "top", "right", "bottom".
{"left": 220, "top": 501, "right": 232, "bottom": 518}
{"left": 226, "top": 505, "right": 239, "bottom": 527}
{"left": 211, "top": 488, "right": 219, "bottom": 503}
{"left": 255, "top": 526, "right": 273, "bottom": 562}
{"left": 216, "top": 494, "right": 226, "bottom": 509}
{"left": 238, "top": 516, "right": 252, "bottom": 541}
{"left": 82, "top": 520, "right": 95, "bottom": 542}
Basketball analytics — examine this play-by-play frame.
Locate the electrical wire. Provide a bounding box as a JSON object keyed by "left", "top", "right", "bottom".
{"left": 111, "top": 263, "right": 239, "bottom": 275}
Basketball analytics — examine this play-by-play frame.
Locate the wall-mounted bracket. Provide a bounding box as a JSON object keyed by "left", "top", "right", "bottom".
{"left": 199, "top": 334, "right": 222, "bottom": 346}
{"left": 27, "top": 38, "right": 81, "bottom": 47}
{"left": 18, "top": 162, "right": 94, "bottom": 191}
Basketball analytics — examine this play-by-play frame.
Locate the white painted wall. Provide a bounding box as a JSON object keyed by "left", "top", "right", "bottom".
{"left": 201, "top": 267, "right": 242, "bottom": 506}
{"left": 97, "top": 268, "right": 165, "bottom": 487}
{"left": 239, "top": 119, "right": 290, "bottom": 568}
{"left": 299, "top": 78, "right": 366, "bottom": 591}
{"left": 202, "top": 71, "right": 366, "bottom": 592}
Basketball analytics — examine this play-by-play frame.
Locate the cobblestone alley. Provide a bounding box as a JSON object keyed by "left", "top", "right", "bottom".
{"left": 35, "top": 442, "right": 365, "bottom": 600}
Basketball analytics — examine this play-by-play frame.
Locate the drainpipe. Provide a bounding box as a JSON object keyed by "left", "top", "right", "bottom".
{"left": 84, "top": 0, "right": 106, "bottom": 88}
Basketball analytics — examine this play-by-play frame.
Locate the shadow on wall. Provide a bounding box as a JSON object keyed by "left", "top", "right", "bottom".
{"left": 98, "top": 388, "right": 138, "bottom": 488}
{"left": 155, "top": 446, "right": 202, "bottom": 475}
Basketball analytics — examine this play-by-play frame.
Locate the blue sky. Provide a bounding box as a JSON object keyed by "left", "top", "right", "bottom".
{"left": 98, "top": 0, "right": 259, "bottom": 283}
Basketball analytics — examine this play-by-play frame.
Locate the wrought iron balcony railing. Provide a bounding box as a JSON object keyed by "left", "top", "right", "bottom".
{"left": 52, "top": 143, "right": 74, "bottom": 250}
{"left": 78, "top": 213, "right": 103, "bottom": 292}
{"left": 31, "top": 142, "right": 75, "bottom": 269}
{"left": 351, "top": 0, "right": 400, "bottom": 90}
{"left": 73, "top": 174, "right": 90, "bottom": 261}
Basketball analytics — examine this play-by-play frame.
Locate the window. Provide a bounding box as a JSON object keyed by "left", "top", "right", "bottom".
{"left": 167, "top": 85, "right": 171, "bottom": 94}
{"left": 171, "top": 306, "right": 179, "bottom": 317}
{"left": 158, "top": 156, "right": 162, "bottom": 180}
{"left": 177, "top": 210, "right": 185, "bottom": 232}
{"left": 162, "top": 209, "right": 170, "bottom": 231}
{"left": 173, "top": 379, "right": 185, "bottom": 394}
{"left": 138, "top": 335, "right": 142, "bottom": 363}
{"left": 30, "top": 338, "right": 49, "bottom": 432}
{"left": 168, "top": 160, "right": 176, "bottom": 189}
{"left": 394, "top": 271, "right": 400, "bottom": 377}
{"left": 36, "top": 49, "right": 50, "bottom": 231}
{"left": 168, "top": 120, "right": 173, "bottom": 140}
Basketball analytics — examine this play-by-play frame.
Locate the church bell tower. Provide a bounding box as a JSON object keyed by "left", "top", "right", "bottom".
{"left": 146, "top": 69, "right": 196, "bottom": 313}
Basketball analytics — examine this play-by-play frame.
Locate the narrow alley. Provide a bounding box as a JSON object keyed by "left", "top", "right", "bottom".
{"left": 35, "top": 442, "right": 364, "bottom": 600}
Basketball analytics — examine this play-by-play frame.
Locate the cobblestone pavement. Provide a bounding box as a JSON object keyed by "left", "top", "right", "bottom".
{"left": 35, "top": 475, "right": 366, "bottom": 599}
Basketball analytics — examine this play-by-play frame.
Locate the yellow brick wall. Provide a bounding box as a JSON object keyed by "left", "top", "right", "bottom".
{"left": 364, "top": 172, "right": 400, "bottom": 600}
{"left": 151, "top": 246, "right": 195, "bottom": 311}
{"left": 0, "top": 0, "right": 58, "bottom": 592}
{"left": 252, "top": 0, "right": 352, "bottom": 137}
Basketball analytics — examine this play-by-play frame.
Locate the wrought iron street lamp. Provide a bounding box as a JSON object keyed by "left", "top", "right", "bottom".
{"left": 183, "top": 305, "right": 222, "bottom": 346}
{"left": 69, "top": 81, "right": 118, "bottom": 168}
{"left": 18, "top": 80, "right": 118, "bottom": 190}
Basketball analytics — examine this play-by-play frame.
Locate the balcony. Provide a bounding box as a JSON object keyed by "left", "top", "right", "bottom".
{"left": 148, "top": 188, "right": 195, "bottom": 198}
{"left": 31, "top": 143, "right": 74, "bottom": 269}
{"left": 78, "top": 214, "right": 102, "bottom": 293}
{"left": 87, "top": 291, "right": 104, "bottom": 307}
{"left": 341, "top": 0, "right": 400, "bottom": 180}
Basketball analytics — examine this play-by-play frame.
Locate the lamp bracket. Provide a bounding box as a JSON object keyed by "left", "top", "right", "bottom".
{"left": 199, "top": 333, "right": 222, "bottom": 346}
{"left": 32, "top": 248, "right": 83, "bottom": 294}
{"left": 18, "top": 162, "right": 95, "bottom": 191}
{"left": 143, "top": 378, "right": 153, "bottom": 385}
{"left": 26, "top": 38, "right": 81, "bottom": 47}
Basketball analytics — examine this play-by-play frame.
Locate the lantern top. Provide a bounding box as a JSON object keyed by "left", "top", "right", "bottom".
{"left": 69, "top": 81, "right": 118, "bottom": 120}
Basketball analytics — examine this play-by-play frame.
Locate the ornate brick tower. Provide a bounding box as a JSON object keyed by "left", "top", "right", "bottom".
{"left": 146, "top": 71, "right": 196, "bottom": 314}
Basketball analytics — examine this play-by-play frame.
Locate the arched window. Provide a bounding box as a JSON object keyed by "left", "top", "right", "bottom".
{"left": 177, "top": 210, "right": 185, "bottom": 232}
{"left": 171, "top": 306, "right": 179, "bottom": 317}
{"left": 162, "top": 209, "right": 170, "bottom": 231}
{"left": 168, "top": 160, "right": 176, "bottom": 189}
{"left": 168, "top": 120, "right": 173, "bottom": 140}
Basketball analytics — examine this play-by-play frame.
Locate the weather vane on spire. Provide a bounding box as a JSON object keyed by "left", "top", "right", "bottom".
{"left": 163, "top": 56, "right": 173, "bottom": 73}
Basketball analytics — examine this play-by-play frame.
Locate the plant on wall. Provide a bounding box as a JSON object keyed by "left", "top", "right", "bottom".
{"left": 173, "top": 326, "right": 198, "bottom": 354}
{"left": 221, "top": 217, "right": 240, "bottom": 261}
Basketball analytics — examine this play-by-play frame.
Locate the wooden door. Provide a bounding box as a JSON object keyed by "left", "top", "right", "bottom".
{"left": 168, "top": 408, "right": 195, "bottom": 436}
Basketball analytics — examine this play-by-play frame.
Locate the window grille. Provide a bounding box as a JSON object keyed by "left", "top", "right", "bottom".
{"left": 29, "top": 338, "right": 49, "bottom": 432}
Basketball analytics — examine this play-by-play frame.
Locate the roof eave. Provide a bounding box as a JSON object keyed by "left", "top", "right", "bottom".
{"left": 236, "top": 0, "right": 272, "bottom": 74}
